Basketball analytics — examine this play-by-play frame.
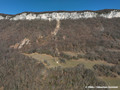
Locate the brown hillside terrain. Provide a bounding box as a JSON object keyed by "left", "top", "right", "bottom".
{"left": 0, "top": 18, "right": 120, "bottom": 64}
{"left": 0, "top": 10, "right": 120, "bottom": 90}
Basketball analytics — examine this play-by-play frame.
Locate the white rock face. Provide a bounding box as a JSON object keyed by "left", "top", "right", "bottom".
{"left": 18, "top": 38, "right": 30, "bottom": 49}
{"left": 5, "top": 16, "right": 11, "bottom": 19}
{"left": 0, "top": 10, "right": 120, "bottom": 20}
{"left": 10, "top": 13, "right": 27, "bottom": 20}
{"left": 0, "top": 16, "right": 4, "bottom": 20}
{"left": 100, "top": 10, "right": 120, "bottom": 18}
{"left": 10, "top": 12, "right": 98, "bottom": 20}
{"left": 0, "top": 15, "right": 11, "bottom": 20}
{"left": 10, "top": 38, "right": 30, "bottom": 49}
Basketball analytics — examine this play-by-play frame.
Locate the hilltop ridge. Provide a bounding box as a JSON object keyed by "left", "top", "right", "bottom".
{"left": 0, "top": 9, "right": 120, "bottom": 20}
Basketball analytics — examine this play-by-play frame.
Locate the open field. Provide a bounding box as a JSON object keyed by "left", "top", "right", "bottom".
{"left": 23, "top": 52, "right": 115, "bottom": 69}
{"left": 23, "top": 52, "right": 119, "bottom": 90}
{"left": 98, "top": 77, "right": 120, "bottom": 90}
{"left": 24, "top": 53, "right": 59, "bottom": 68}
{"left": 62, "top": 59, "right": 115, "bottom": 69}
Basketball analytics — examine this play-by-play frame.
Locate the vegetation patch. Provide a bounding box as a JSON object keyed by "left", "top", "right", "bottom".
{"left": 23, "top": 52, "right": 115, "bottom": 69}
{"left": 98, "top": 77, "right": 120, "bottom": 90}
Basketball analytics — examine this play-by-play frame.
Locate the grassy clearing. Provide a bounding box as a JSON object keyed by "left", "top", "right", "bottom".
{"left": 62, "top": 59, "right": 114, "bottom": 69}
{"left": 98, "top": 77, "right": 120, "bottom": 90}
{"left": 24, "top": 53, "right": 59, "bottom": 68}
{"left": 23, "top": 52, "right": 114, "bottom": 69}
{"left": 62, "top": 51, "right": 114, "bottom": 69}
{"left": 24, "top": 52, "right": 119, "bottom": 90}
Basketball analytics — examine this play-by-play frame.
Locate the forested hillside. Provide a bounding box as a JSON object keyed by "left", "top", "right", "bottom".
{"left": 0, "top": 10, "right": 120, "bottom": 90}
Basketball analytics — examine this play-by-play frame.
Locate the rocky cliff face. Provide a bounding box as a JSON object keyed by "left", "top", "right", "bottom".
{"left": 0, "top": 9, "right": 120, "bottom": 20}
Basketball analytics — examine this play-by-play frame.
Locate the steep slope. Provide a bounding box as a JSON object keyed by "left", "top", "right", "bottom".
{"left": 0, "top": 9, "right": 120, "bottom": 90}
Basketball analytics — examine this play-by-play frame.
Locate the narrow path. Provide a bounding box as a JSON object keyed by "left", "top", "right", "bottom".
{"left": 51, "top": 19, "right": 60, "bottom": 36}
